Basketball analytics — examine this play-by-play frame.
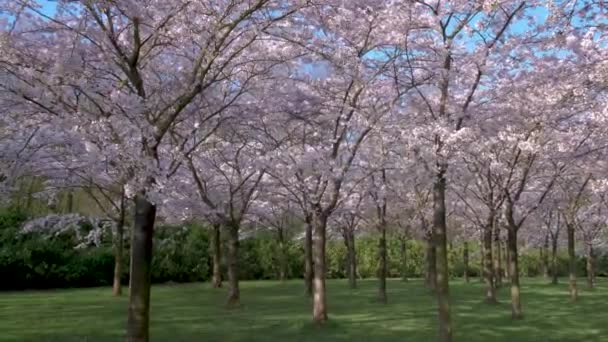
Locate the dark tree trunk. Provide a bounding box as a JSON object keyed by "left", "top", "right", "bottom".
{"left": 483, "top": 219, "right": 497, "bottom": 304}
{"left": 493, "top": 223, "right": 502, "bottom": 287}
{"left": 278, "top": 227, "right": 287, "bottom": 282}
{"left": 433, "top": 170, "right": 452, "bottom": 342}
{"left": 127, "top": 194, "right": 156, "bottom": 342}
{"left": 586, "top": 243, "right": 595, "bottom": 290}
{"left": 226, "top": 223, "right": 240, "bottom": 307}
{"left": 507, "top": 227, "right": 523, "bottom": 319}
{"left": 343, "top": 230, "right": 357, "bottom": 289}
{"left": 113, "top": 193, "right": 126, "bottom": 297}
{"left": 377, "top": 222, "right": 388, "bottom": 303}
{"left": 312, "top": 211, "right": 328, "bottom": 324}
{"left": 567, "top": 224, "right": 577, "bottom": 301}
{"left": 542, "top": 234, "right": 550, "bottom": 280}
{"left": 211, "top": 224, "right": 222, "bottom": 288}
{"left": 551, "top": 236, "right": 559, "bottom": 285}
{"left": 463, "top": 241, "right": 469, "bottom": 283}
{"left": 304, "top": 218, "right": 314, "bottom": 297}
{"left": 400, "top": 236, "right": 408, "bottom": 282}
{"left": 425, "top": 232, "right": 437, "bottom": 290}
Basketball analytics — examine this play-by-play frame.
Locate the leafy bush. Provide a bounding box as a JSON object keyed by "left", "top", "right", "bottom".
{"left": 0, "top": 208, "right": 603, "bottom": 290}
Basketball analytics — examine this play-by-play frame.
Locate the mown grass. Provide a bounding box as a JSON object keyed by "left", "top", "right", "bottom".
{"left": 0, "top": 278, "right": 605, "bottom": 341}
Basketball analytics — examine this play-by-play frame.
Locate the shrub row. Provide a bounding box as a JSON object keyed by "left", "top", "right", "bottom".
{"left": 0, "top": 210, "right": 604, "bottom": 290}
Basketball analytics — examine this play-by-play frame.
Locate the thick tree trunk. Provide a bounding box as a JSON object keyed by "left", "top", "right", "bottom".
{"left": 507, "top": 227, "right": 523, "bottom": 319}
{"left": 304, "top": 218, "right": 314, "bottom": 297}
{"left": 343, "top": 230, "right": 357, "bottom": 289}
{"left": 463, "top": 241, "right": 469, "bottom": 283}
{"left": 226, "top": 223, "right": 240, "bottom": 307}
{"left": 567, "top": 224, "right": 577, "bottom": 302}
{"left": 312, "top": 211, "right": 328, "bottom": 324}
{"left": 586, "top": 243, "right": 595, "bottom": 290}
{"left": 483, "top": 221, "right": 497, "bottom": 304}
{"left": 425, "top": 233, "right": 437, "bottom": 290}
{"left": 400, "top": 236, "right": 408, "bottom": 282}
{"left": 551, "top": 236, "right": 559, "bottom": 285}
{"left": 211, "top": 224, "right": 222, "bottom": 288}
{"left": 542, "top": 234, "right": 550, "bottom": 280}
{"left": 433, "top": 171, "right": 452, "bottom": 342}
{"left": 127, "top": 194, "right": 156, "bottom": 342}
{"left": 113, "top": 194, "right": 126, "bottom": 297}
{"left": 493, "top": 224, "right": 502, "bottom": 287}
{"left": 278, "top": 227, "right": 287, "bottom": 282}
{"left": 377, "top": 223, "right": 388, "bottom": 303}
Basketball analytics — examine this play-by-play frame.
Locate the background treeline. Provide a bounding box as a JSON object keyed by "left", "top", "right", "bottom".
{"left": 0, "top": 208, "right": 603, "bottom": 291}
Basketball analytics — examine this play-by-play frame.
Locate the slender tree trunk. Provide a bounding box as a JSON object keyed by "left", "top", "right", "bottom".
{"left": 507, "top": 227, "right": 523, "bottom": 319}
{"left": 278, "top": 227, "right": 288, "bottom": 282}
{"left": 304, "top": 218, "right": 314, "bottom": 297}
{"left": 226, "top": 223, "right": 240, "bottom": 307}
{"left": 433, "top": 170, "right": 452, "bottom": 342}
{"left": 567, "top": 224, "right": 577, "bottom": 302}
{"left": 480, "top": 237, "right": 485, "bottom": 283}
{"left": 377, "top": 223, "right": 388, "bottom": 303}
{"left": 127, "top": 194, "right": 156, "bottom": 342}
{"left": 312, "top": 211, "right": 328, "bottom": 324}
{"left": 586, "top": 243, "right": 595, "bottom": 290}
{"left": 344, "top": 230, "right": 357, "bottom": 289}
{"left": 542, "top": 234, "right": 550, "bottom": 280}
{"left": 463, "top": 241, "right": 469, "bottom": 283}
{"left": 494, "top": 224, "right": 502, "bottom": 287}
{"left": 211, "top": 223, "right": 222, "bottom": 288}
{"left": 483, "top": 221, "right": 497, "bottom": 303}
{"left": 400, "top": 236, "right": 408, "bottom": 282}
{"left": 551, "top": 236, "right": 559, "bottom": 285}
{"left": 425, "top": 232, "right": 437, "bottom": 290}
{"left": 505, "top": 242, "right": 511, "bottom": 280}
{"left": 66, "top": 191, "right": 74, "bottom": 213}
{"left": 25, "top": 178, "right": 35, "bottom": 213}
{"left": 113, "top": 193, "right": 126, "bottom": 297}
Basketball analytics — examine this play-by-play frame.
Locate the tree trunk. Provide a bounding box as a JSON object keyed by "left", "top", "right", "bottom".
{"left": 127, "top": 194, "right": 156, "bottom": 342}
{"left": 304, "top": 218, "right": 314, "bottom": 297}
{"left": 425, "top": 232, "right": 437, "bottom": 290}
{"left": 507, "top": 227, "right": 523, "bottom": 319}
{"left": 433, "top": 171, "right": 452, "bottom": 342}
{"left": 400, "top": 236, "right": 408, "bottom": 282}
{"left": 493, "top": 223, "right": 502, "bottom": 287}
{"left": 113, "top": 193, "right": 126, "bottom": 297}
{"left": 551, "top": 236, "right": 559, "bottom": 285}
{"left": 586, "top": 243, "right": 595, "bottom": 290}
{"left": 226, "top": 223, "right": 240, "bottom": 307}
{"left": 483, "top": 220, "right": 497, "bottom": 304}
{"left": 278, "top": 227, "right": 287, "bottom": 282}
{"left": 567, "top": 224, "right": 577, "bottom": 302}
{"left": 463, "top": 241, "right": 469, "bottom": 283}
{"left": 377, "top": 223, "right": 388, "bottom": 303}
{"left": 479, "top": 237, "right": 485, "bottom": 284}
{"left": 312, "top": 211, "right": 328, "bottom": 324}
{"left": 542, "top": 234, "right": 550, "bottom": 280}
{"left": 211, "top": 224, "right": 222, "bottom": 288}
{"left": 66, "top": 191, "right": 74, "bottom": 213}
{"left": 344, "top": 230, "right": 357, "bottom": 289}
{"left": 505, "top": 243, "right": 511, "bottom": 280}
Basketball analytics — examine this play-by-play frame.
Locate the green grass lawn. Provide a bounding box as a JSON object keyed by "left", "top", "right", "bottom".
{"left": 0, "top": 278, "right": 606, "bottom": 341}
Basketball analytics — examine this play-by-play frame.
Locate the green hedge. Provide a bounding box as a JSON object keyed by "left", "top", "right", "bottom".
{"left": 0, "top": 209, "right": 604, "bottom": 290}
